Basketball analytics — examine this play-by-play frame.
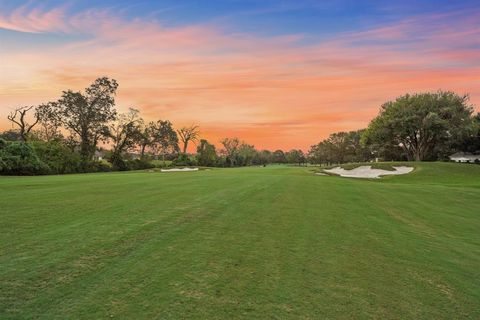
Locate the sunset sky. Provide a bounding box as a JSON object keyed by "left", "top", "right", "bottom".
{"left": 1, "top": 0, "right": 479, "bottom": 151}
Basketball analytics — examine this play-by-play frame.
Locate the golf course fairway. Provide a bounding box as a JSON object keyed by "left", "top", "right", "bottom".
{"left": 1, "top": 162, "right": 479, "bottom": 319}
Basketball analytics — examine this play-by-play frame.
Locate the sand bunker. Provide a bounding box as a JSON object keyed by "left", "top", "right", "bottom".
{"left": 160, "top": 168, "right": 199, "bottom": 172}
{"left": 324, "top": 166, "right": 413, "bottom": 179}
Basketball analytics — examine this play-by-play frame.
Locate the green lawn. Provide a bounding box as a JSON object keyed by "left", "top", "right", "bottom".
{"left": 1, "top": 163, "right": 479, "bottom": 319}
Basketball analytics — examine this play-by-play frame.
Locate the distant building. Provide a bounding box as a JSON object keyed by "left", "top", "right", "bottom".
{"left": 449, "top": 152, "right": 480, "bottom": 163}
{"left": 94, "top": 150, "right": 105, "bottom": 161}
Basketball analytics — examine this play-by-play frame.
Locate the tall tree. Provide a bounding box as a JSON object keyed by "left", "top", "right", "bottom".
{"left": 109, "top": 108, "right": 142, "bottom": 169}
{"left": 56, "top": 77, "right": 118, "bottom": 166}
{"left": 237, "top": 143, "right": 256, "bottom": 166}
{"left": 220, "top": 137, "right": 240, "bottom": 167}
{"left": 253, "top": 150, "right": 272, "bottom": 165}
{"left": 6, "top": 106, "right": 39, "bottom": 142}
{"left": 272, "top": 150, "right": 287, "bottom": 163}
{"left": 286, "top": 149, "right": 306, "bottom": 166}
{"left": 363, "top": 91, "right": 475, "bottom": 161}
{"left": 35, "top": 102, "right": 63, "bottom": 142}
{"left": 151, "top": 120, "right": 179, "bottom": 165}
{"left": 177, "top": 125, "right": 199, "bottom": 154}
{"left": 137, "top": 121, "right": 155, "bottom": 158}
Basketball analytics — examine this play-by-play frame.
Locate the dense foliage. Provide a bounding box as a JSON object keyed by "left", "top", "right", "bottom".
{"left": 308, "top": 91, "right": 479, "bottom": 165}
{"left": 363, "top": 91, "right": 475, "bottom": 161}
{"left": 0, "top": 139, "right": 49, "bottom": 175}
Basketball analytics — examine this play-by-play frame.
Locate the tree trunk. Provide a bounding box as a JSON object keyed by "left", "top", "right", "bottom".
{"left": 414, "top": 149, "right": 422, "bottom": 161}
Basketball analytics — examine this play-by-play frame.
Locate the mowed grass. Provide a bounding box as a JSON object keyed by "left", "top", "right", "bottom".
{"left": 1, "top": 163, "right": 479, "bottom": 319}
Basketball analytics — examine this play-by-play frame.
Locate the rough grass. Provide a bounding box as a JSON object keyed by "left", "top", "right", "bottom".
{"left": 1, "top": 162, "right": 479, "bottom": 319}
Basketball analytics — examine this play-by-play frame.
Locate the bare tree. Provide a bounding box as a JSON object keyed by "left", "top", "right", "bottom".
{"left": 177, "top": 125, "right": 199, "bottom": 154}
{"left": 7, "top": 106, "right": 40, "bottom": 142}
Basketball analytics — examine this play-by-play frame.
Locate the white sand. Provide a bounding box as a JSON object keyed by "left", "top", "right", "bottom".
{"left": 160, "top": 167, "right": 199, "bottom": 172}
{"left": 324, "top": 166, "right": 413, "bottom": 179}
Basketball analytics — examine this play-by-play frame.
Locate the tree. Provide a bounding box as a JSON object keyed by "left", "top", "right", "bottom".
{"left": 35, "top": 102, "right": 63, "bottom": 142}
{"left": 137, "top": 121, "right": 155, "bottom": 158}
{"left": 286, "top": 149, "right": 306, "bottom": 166}
{"left": 109, "top": 108, "right": 142, "bottom": 170}
{"left": 308, "top": 142, "right": 330, "bottom": 165}
{"left": 6, "top": 106, "right": 40, "bottom": 142}
{"left": 253, "top": 150, "right": 272, "bottom": 165}
{"left": 272, "top": 150, "right": 287, "bottom": 163}
{"left": 457, "top": 113, "right": 480, "bottom": 153}
{"left": 177, "top": 125, "right": 200, "bottom": 154}
{"left": 363, "top": 91, "right": 475, "bottom": 161}
{"left": 196, "top": 139, "right": 217, "bottom": 166}
{"left": 237, "top": 143, "right": 256, "bottom": 166}
{"left": 220, "top": 137, "right": 240, "bottom": 167}
{"left": 151, "top": 120, "right": 179, "bottom": 165}
{"left": 309, "top": 130, "right": 373, "bottom": 165}
{"left": 56, "top": 77, "right": 118, "bottom": 167}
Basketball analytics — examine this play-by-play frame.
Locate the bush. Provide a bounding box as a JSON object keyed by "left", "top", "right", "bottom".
{"left": 215, "top": 156, "right": 227, "bottom": 167}
{"left": 31, "top": 141, "right": 81, "bottom": 174}
{"left": 87, "top": 160, "right": 113, "bottom": 172}
{"left": 0, "top": 141, "right": 50, "bottom": 175}
{"left": 127, "top": 159, "right": 154, "bottom": 170}
{"left": 150, "top": 159, "right": 173, "bottom": 168}
{"left": 109, "top": 153, "right": 128, "bottom": 171}
{"left": 173, "top": 154, "right": 197, "bottom": 166}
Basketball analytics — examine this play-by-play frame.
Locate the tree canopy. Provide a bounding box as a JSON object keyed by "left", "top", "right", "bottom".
{"left": 57, "top": 77, "right": 119, "bottom": 166}
{"left": 363, "top": 91, "right": 475, "bottom": 161}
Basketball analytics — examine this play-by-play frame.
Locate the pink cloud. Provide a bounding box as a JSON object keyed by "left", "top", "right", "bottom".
{"left": 0, "top": 5, "right": 479, "bottom": 151}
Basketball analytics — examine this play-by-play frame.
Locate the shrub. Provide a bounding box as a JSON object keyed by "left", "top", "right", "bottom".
{"left": 87, "top": 160, "right": 113, "bottom": 172}
{"left": 0, "top": 141, "right": 50, "bottom": 175}
{"left": 173, "top": 154, "right": 197, "bottom": 166}
{"left": 127, "top": 159, "right": 154, "bottom": 170}
{"left": 150, "top": 159, "right": 172, "bottom": 168}
{"left": 31, "top": 141, "right": 81, "bottom": 174}
{"left": 109, "top": 153, "right": 128, "bottom": 171}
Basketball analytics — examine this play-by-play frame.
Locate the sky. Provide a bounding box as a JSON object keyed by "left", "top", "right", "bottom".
{"left": 0, "top": 0, "right": 479, "bottom": 151}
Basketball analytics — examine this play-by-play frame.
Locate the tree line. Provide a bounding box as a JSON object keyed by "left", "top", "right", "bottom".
{"left": 1, "top": 79, "right": 479, "bottom": 175}
{"left": 0, "top": 78, "right": 307, "bottom": 175}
